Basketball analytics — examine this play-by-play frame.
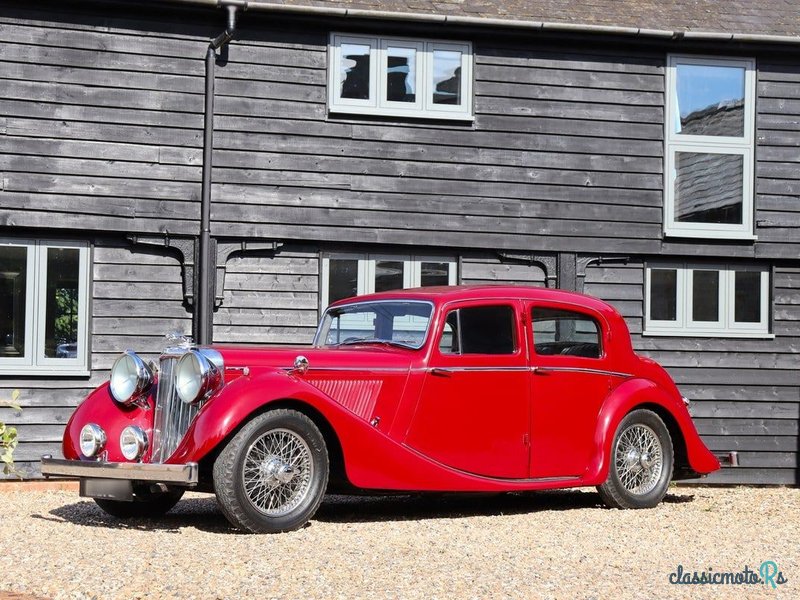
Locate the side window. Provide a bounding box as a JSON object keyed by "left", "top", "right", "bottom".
{"left": 440, "top": 305, "right": 516, "bottom": 355}
{"left": 532, "top": 307, "right": 601, "bottom": 359}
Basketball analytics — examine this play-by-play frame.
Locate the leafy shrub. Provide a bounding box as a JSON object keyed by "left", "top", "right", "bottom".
{"left": 1, "top": 390, "right": 21, "bottom": 476}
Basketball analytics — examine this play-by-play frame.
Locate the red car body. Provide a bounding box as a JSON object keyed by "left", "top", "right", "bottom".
{"left": 51, "top": 286, "right": 718, "bottom": 499}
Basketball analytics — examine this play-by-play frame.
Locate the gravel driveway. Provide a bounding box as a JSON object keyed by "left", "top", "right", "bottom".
{"left": 1, "top": 486, "right": 797, "bottom": 599}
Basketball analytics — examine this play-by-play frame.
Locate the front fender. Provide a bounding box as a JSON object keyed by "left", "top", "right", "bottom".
{"left": 585, "top": 378, "right": 720, "bottom": 483}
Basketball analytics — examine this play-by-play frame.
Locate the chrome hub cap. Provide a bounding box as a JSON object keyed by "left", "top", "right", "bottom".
{"left": 243, "top": 428, "right": 313, "bottom": 516}
{"left": 615, "top": 423, "right": 663, "bottom": 495}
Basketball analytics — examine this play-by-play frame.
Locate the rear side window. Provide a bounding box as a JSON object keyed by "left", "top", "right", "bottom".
{"left": 532, "top": 307, "right": 601, "bottom": 359}
{"left": 440, "top": 305, "right": 516, "bottom": 355}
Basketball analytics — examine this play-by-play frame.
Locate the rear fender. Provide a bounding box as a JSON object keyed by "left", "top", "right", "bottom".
{"left": 585, "top": 378, "right": 720, "bottom": 483}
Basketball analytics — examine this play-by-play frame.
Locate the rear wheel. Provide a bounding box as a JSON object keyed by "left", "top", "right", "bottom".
{"left": 597, "top": 409, "right": 673, "bottom": 509}
{"left": 94, "top": 486, "right": 184, "bottom": 518}
{"left": 213, "top": 409, "right": 329, "bottom": 533}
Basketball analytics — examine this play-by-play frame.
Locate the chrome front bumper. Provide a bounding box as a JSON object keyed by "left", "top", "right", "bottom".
{"left": 40, "top": 455, "right": 199, "bottom": 485}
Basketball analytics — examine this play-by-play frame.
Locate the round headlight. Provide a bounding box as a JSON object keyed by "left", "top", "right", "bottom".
{"left": 110, "top": 351, "right": 154, "bottom": 406}
{"left": 175, "top": 350, "right": 222, "bottom": 404}
{"left": 79, "top": 423, "right": 106, "bottom": 458}
{"left": 120, "top": 426, "right": 148, "bottom": 461}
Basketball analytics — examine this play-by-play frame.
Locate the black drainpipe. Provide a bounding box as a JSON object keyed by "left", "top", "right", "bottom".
{"left": 198, "top": 3, "right": 240, "bottom": 345}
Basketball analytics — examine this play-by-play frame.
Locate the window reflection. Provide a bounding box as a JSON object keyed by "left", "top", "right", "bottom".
{"left": 0, "top": 246, "right": 27, "bottom": 357}
{"left": 675, "top": 64, "right": 745, "bottom": 136}
{"left": 375, "top": 261, "right": 404, "bottom": 292}
{"left": 692, "top": 270, "right": 719, "bottom": 322}
{"left": 328, "top": 259, "right": 359, "bottom": 304}
{"left": 432, "top": 50, "right": 462, "bottom": 105}
{"left": 420, "top": 262, "right": 449, "bottom": 287}
{"left": 734, "top": 271, "right": 761, "bottom": 323}
{"left": 340, "top": 43, "right": 371, "bottom": 100}
{"left": 386, "top": 46, "right": 416, "bottom": 103}
{"left": 45, "top": 248, "right": 80, "bottom": 359}
{"left": 674, "top": 152, "right": 743, "bottom": 224}
{"left": 651, "top": 269, "right": 677, "bottom": 321}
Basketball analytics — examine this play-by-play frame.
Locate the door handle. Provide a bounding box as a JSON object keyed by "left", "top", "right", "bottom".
{"left": 533, "top": 367, "right": 554, "bottom": 375}
{"left": 430, "top": 367, "right": 453, "bottom": 377}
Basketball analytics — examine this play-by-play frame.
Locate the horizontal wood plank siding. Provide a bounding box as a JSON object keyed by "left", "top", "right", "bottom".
{"left": 461, "top": 254, "right": 546, "bottom": 286}
{"left": 584, "top": 262, "right": 799, "bottom": 485}
{"left": 213, "top": 247, "right": 320, "bottom": 345}
{"left": 1, "top": 241, "right": 191, "bottom": 478}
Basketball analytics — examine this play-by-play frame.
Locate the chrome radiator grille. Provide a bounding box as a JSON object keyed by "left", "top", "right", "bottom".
{"left": 151, "top": 352, "right": 202, "bottom": 463}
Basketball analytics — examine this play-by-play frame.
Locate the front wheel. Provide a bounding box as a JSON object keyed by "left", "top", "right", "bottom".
{"left": 213, "top": 408, "right": 329, "bottom": 533}
{"left": 597, "top": 409, "right": 673, "bottom": 509}
{"left": 94, "top": 486, "right": 184, "bottom": 518}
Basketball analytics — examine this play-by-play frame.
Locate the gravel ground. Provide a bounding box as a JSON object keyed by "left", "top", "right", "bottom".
{"left": 1, "top": 486, "right": 798, "bottom": 600}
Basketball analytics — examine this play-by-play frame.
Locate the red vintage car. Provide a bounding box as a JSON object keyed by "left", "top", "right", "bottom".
{"left": 42, "top": 286, "right": 720, "bottom": 532}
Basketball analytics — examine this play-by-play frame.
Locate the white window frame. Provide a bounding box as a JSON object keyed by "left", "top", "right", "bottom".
{"left": 0, "top": 239, "right": 91, "bottom": 375}
{"left": 328, "top": 33, "right": 473, "bottom": 121}
{"left": 644, "top": 263, "right": 771, "bottom": 338}
{"left": 321, "top": 253, "right": 457, "bottom": 307}
{"left": 664, "top": 55, "right": 756, "bottom": 240}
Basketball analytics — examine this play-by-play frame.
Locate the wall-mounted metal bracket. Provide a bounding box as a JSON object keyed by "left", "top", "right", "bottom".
{"left": 495, "top": 252, "right": 558, "bottom": 288}
{"left": 127, "top": 234, "right": 198, "bottom": 306}
{"left": 576, "top": 255, "right": 630, "bottom": 293}
{"left": 215, "top": 240, "right": 284, "bottom": 308}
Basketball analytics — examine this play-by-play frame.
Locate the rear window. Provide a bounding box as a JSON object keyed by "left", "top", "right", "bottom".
{"left": 532, "top": 307, "right": 601, "bottom": 359}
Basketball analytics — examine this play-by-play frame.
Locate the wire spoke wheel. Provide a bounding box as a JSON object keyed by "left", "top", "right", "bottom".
{"left": 614, "top": 423, "right": 663, "bottom": 495}
{"left": 242, "top": 428, "right": 314, "bottom": 517}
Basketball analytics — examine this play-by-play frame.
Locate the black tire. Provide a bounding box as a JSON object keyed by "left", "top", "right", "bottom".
{"left": 94, "top": 486, "right": 184, "bottom": 518}
{"left": 597, "top": 409, "right": 673, "bottom": 509}
{"left": 213, "top": 408, "right": 329, "bottom": 533}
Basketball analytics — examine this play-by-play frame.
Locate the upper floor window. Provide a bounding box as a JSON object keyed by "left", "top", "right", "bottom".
{"left": 328, "top": 33, "right": 473, "bottom": 120}
{"left": 645, "top": 263, "right": 770, "bottom": 338}
{"left": 0, "top": 240, "right": 90, "bottom": 375}
{"left": 321, "top": 253, "right": 456, "bottom": 307}
{"left": 664, "top": 55, "right": 756, "bottom": 239}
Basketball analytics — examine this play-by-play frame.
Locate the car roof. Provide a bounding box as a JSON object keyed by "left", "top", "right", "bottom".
{"left": 328, "top": 284, "right": 618, "bottom": 315}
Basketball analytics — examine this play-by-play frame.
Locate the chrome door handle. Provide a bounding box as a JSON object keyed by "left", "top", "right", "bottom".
{"left": 533, "top": 367, "right": 554, "bottom": 375}
{"left": 430, "top": 368, "right": 453, "bottom": 377}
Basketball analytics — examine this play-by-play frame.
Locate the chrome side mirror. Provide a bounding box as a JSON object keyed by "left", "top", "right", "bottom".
{"left": 292, "top": 355, "right": 309, "bottom": 375}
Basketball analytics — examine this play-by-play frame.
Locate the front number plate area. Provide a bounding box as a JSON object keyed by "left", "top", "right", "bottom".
{"left": 80, "top": 478, "right": 134, "bottom": 502}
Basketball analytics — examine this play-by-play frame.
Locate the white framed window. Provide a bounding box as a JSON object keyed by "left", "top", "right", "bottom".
{"left": 664, "top": 55, "right": 756, "bottom": 239}
{"left": 321, "top": 253, "right": 457, "bottom": 307}
{"left": 644, "top": 263, "right": 771, "bottom": 338}
{"left": 0, "top": 239, "right": 91, "bottom": 375}
{"left": 328, "top": 33, "right": 473, "bottom": 120}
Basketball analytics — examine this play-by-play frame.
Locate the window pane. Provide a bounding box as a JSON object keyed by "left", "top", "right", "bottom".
{"left": 674, "top": 152, "right": 743, "bottom": 224}
{"left": 374, "top": 260, "right": 404, "bottom": 292}
{"left": 532, "top": 308, "right": 600, "bottom": 358}
{"left": 420, "top": 262, "right": 450, "bottom": 287}
{"left": 650, "top": 269, "right": 678, "bottom": 321}
{"left": 674, "top": 63, "right": 745, "bottom": 136}
{"left": 328, "top": 259, "right": 359, "bottom": 304}
{"left": 458, "top": 305, "right": 515, "bottom": 354}
{"left": 44, "top": 247, "right": 80, "bottom": 359}
{"left": 0, "top": 246, "right": 27, "bottom": 358}
{"left": 340, "top": 43, "right": 371, "bottom": 100}
{"left": 692, "top": 270, "right": 720, "bottom": 322}
{"left": 432, "top": 50, "right": 462, "bottom": 105}
{"left": 386, "top": 46, "right": 416, "bottom": 103}
{"left": 734, "top": 271, "right": 762, "bottom": 323}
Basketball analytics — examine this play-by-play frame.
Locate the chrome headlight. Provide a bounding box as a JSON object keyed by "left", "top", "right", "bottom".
{"left": 110, "top": 351, "right": 154, "bottom": 406}
{"left": 120, "top": 426, "right": 148, "bottom": 461}
{"left": 175, "top": 349, "right": 222, "bottom": 404}
{"left": 79, "top": 423, "right": 106, "bottom": 458}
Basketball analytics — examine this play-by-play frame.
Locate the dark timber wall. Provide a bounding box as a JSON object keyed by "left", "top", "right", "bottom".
{"left": 0, "top": 1, "right": 798, "bottom": 484}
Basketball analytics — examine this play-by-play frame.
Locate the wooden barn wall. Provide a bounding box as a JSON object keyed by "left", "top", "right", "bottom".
{"left": 0, "top": 4, "right": 209, "bottom": 235}
{"left": 461, "top": 254, "right": 547, "bottom": 286}
{"left": 0, "top": 242, "right": 191, "bottom": 478}
{"left": 214, "top": 246, "right": 320, "bottom": 346}
{"left": 584, "top": 262, "right": 800, "bottom": 485}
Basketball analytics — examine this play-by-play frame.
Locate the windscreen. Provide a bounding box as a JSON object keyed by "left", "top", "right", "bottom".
{"left": 316, "top": 301, "right": 433, "bottom": 349}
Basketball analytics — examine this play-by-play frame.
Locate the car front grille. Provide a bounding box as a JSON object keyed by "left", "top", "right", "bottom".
{"left": 150, "top": 350, "right": 203, "bottom": 463}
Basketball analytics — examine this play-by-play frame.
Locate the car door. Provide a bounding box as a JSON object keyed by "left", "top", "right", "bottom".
{"left": 404, "top": 300, "right": 530, "bottom": 479}
{"left": 527, "top": 302, "right": 616, "bottom": 478}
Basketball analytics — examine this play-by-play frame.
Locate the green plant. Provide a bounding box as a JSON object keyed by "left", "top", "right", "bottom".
{"left": 1, "top": 389, "right": 22, "bottom": 476}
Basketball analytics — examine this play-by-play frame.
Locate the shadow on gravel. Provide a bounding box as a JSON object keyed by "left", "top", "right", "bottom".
{"left": 35, "top": 490, "right": 695, "bottom": 532}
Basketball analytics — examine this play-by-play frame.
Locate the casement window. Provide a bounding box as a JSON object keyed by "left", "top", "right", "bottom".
{"left": 328, "top": 33, "right": 473, "bottom": 120}
{"left": 664, "top": 55, "right": 756, "bottom": 239}
{"left": 645, "top": 263, "right": 771, "bottom": 337}
{"left": 0, "top": 240, "right": 90, "bottom": 375}
{"left": 321, "top": 253, "right": 457, "bottom": 307}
